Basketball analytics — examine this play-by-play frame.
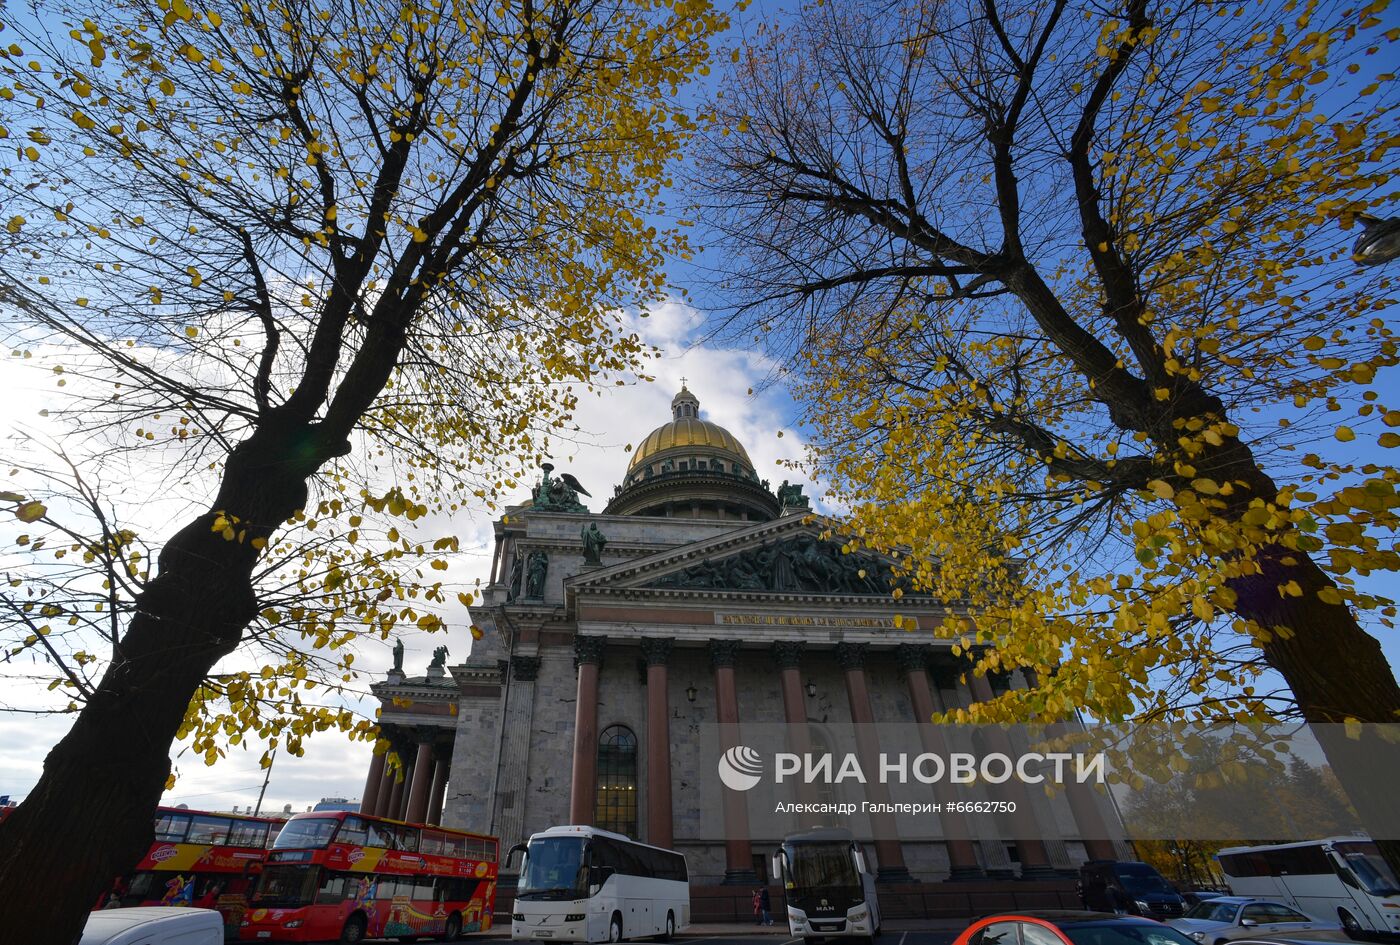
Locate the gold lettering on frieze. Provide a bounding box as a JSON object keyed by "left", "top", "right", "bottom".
{"left": 716, "top": 614, "right": 898, "bottom": 629}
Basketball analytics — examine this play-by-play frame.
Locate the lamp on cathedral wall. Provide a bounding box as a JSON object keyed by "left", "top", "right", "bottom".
{"left": 806, "top": 680, "right": 817, "bottom": 699}
{"left": 685, "top": 683, "right": 697, "bottom": 703}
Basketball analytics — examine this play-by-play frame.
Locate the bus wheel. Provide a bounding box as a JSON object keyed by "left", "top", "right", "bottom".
{"left": 657, "top": 910, "right": 674, "bottom": 942}
{"left": 443, "top": 913, "right": 462, "bottom": 941}
{"left": 609, "top": 913, "right": 624, "bottom": 942}
{"left": 1339, "top": 909, "right": 1364, "bottom": 938}
{"left": 339, "top": 914, "right": 368, "bottom": 945}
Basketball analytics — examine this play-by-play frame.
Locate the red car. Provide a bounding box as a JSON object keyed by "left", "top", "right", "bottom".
{"left": 956, "top": 912, "right": 1202, "bottom": 945}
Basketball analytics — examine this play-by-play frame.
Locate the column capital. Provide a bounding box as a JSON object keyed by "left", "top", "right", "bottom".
{"left": 928, "top": 654, "right": 961, "bottom": 691}
{"left": 894, "top": 643, "right": 934, "bottom": 676}
{"left": 771, "top": 640, "right": 805, "bottom": 669}
{"left": 410, "top": 723, "right": 446, "bottom": 745}
{"left": 709, "top": 638, "right": 741, "bottom": 669}
{"left": 511, "top": 655, "right": 541, "bottom": 681}
{"left": 834, "top": 640, "right": 868, "bottom": 670}
{"left": 573, "top": 634, "right": 607, "bottom": 667}
{"left": 640, "top": 637, "right": 673, "bottom": 666}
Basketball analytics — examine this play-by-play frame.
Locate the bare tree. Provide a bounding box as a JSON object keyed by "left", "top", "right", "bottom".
{"left": 700, "top": 0, "right": 1399, "bottom": 867}
{"left": 0, "top": 0, "right": 726, "bottom": 937}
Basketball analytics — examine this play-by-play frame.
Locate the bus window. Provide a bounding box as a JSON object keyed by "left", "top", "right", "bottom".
{"left": 154, "top": 812, "right": 191, "bottom": 842}
{"left": 227, "top": 820, "right": 269, "bottom": 848}
{"left": 367, "top": 820, "right": 397, "bottom": 849}
{"left": 123, "top": 871, "right": 160, "bottom": 904}
{"left": 421, "top": 830, "right": 446, "bottom": 856}
{"left": 413, "top": 875, "right": 436, "bottom": 899}
{"left": 441, "top": 833, "right": 466, "bottom": 857}
{"left": 1336, "top": 844, "right": 1400, "bottom": 896}
{"left": 397, "top": 825, "right": 420, "bottom": 853}
{"left": 273, "top": 817, "right": 338, "bottom": 849}
{"left": 186, "top": 815, "right": 232, "bottom": 845}
{"left": 317, "top": 871, "right": 353, "bottom": 905}
{"left": 335, "top": 816, "right": 369, "bottom": 847}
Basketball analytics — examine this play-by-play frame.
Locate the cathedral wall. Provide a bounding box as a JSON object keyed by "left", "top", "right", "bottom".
{"left": 517, "top": 647, "right": 576, "bottom": 845}
{"left": 443, "top": 694, "right": 503, "bottom": 835}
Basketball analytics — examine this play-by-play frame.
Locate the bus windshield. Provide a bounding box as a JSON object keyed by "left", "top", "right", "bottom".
{"left": 1336, "top": 842, "right": 1400, "bottom": 896}
{"left": 784, "top": 842, "right": 860, "bottom": 895}
{"left": 518, "top": 836, "right": 589, "bottom": 901}
{"left": 272, "top": 817, "right": 339, "bottom": 850}
{"left": 251, "top": 864, "right": 317, "bottom": 907}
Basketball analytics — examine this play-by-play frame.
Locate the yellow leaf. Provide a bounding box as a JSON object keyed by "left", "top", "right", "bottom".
{"left": 15, "top": 501, "right": 46, "bottom": 523}
{"left": 1147, "top": 480, "right": 1175, "bottom": 499}
{"left": 1335, "top": 426, "right": 1355, "bottom": 442}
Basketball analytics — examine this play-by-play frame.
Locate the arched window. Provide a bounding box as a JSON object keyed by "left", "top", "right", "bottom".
{"left": 595, "top": 725, "right": 638, "bottom": 837}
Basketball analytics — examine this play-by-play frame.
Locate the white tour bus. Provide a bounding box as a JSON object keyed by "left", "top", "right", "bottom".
{"left": 508, "top": 825, "right": 689, "bottom": 942}
{"left": 771, "top": 827, "right": 881, "bottom": 938}
{"left": 1216, "top": 838, "right": 1400, "bottom": 936}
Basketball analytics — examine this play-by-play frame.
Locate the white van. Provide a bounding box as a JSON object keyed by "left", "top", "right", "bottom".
{"left": 79, "top": 908, "right": 224, "bottom": 945}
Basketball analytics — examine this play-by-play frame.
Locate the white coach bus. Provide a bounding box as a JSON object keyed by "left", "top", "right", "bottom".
{"left": 771, "top": 827, "right": 881, "bottom": 938}
{"left": 1216, "top": 838, "right": 1400, "bottom": 936}
{"left": 508, "top": 825, "right": 689, "bottom": 942}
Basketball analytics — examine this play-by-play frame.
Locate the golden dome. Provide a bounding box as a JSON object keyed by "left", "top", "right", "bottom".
{"left": 628, "top": 416, "right": 754, "bottom": 472}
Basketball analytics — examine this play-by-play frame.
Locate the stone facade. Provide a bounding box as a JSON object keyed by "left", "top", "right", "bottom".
{"left": 361, "top": 390, "right": 1131, "bottom": 891}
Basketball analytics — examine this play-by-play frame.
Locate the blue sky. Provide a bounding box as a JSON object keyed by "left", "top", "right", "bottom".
{"left": 0, "top": 0, "right": 1396, "bottom": 813}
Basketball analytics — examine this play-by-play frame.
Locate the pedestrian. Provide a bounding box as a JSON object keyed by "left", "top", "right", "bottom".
{"left": 760, "top": 886, "right": 773, "bottom": 926}
{"left": 752, "top": 887, "right": 762, "bottom": 925}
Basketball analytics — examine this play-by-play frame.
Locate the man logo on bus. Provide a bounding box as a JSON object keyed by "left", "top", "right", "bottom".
{"left": 718, "top": 746, "right": 763, "bottom": 791}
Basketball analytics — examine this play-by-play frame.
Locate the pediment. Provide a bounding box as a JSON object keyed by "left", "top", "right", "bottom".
{"left": 567, "top": 515, "right": 919, "bottom": 600}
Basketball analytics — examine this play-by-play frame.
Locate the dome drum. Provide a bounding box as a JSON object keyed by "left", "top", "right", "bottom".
{"left": 605, "top": 387, "right": 781, "bottom": 521}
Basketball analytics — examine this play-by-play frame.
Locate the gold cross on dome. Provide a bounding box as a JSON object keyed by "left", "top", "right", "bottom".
{"left": 679, "top": 376, "right": 688, "bottom": 388}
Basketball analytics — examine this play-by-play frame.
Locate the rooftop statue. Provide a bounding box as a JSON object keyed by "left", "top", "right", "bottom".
{"left": 429, "top": 644, "right": 449, "bottom": 668}
{"left": 777, "top": 479, "right": 811, "bottom": 512}
{"left": 581, "top": 522, "right": 608, "bottom": 565}
{"left": 532, "top": 462, "right": 590, "bottom": 513}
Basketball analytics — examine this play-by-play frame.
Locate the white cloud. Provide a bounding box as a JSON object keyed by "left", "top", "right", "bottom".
{"left": 0, "top": 297, "right": 809, "bottom": 811}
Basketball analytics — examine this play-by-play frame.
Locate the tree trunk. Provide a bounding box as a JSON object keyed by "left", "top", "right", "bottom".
{"left": 1227, "top": 542, "right": 1400, "bottom": 878}
{"left": 0, "top": 429, "right": 319, "bottom": 943}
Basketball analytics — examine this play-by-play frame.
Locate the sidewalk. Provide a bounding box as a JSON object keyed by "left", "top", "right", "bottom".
{"left": 466, "top": 917, "right": 967, "bottom": 938}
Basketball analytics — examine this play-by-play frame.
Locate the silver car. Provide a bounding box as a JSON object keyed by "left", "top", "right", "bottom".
{"left": 1169, "top": 898, "right": 1340, "bottom": 945}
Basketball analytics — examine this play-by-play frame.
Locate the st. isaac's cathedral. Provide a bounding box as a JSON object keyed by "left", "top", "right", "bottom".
{"left": 359, "top": 387, "right": 1129, "bottom": 919}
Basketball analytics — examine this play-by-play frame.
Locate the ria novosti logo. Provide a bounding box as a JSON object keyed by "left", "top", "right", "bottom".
{"left": 718, "top": 746, "right": 764, "bottom": 791}
{"left": 717, "top": 747, "right": 1106, "bottom": 790}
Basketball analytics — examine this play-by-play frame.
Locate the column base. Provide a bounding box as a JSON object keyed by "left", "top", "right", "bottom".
{"left": 1019, "top": 865, "right": 1060, "bottom": 880}
{"left": 722, "top": 868, "right": 760, "bottom": 885}
{"left": 945, "top": 867, "right": 987, "bottom": 882}
{"left": 876, "top": 867, "right": 915, "bottom": 884}
{"left": 986, "top": 867, "right": 1017, "bottom": 880}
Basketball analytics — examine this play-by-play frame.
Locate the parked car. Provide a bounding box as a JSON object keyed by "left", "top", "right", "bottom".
{"left": 1223, "top": 934, "right": 1356, "bottom": 945}
{"left": 1184, "top": 892, "right": 1230, "bottom": 908}
{"left": 1169, "top": 897, "right": 1341, "bottom": 945}
{"left": 956, "top": 911, "right": 1200, "bottom": 945}
{"left": 1080, "top": 861, "right": 1189, "bottom": 920}
{"left": 79, "top": 907, "right": 224, "bottom": 945}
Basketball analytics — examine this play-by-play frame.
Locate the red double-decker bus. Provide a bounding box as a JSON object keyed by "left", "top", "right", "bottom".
{"left": 239, "top": 811, "right": 498, "bottom": 942}
{"left": 100, "top": 806, "right": 282, "bottom": 938}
